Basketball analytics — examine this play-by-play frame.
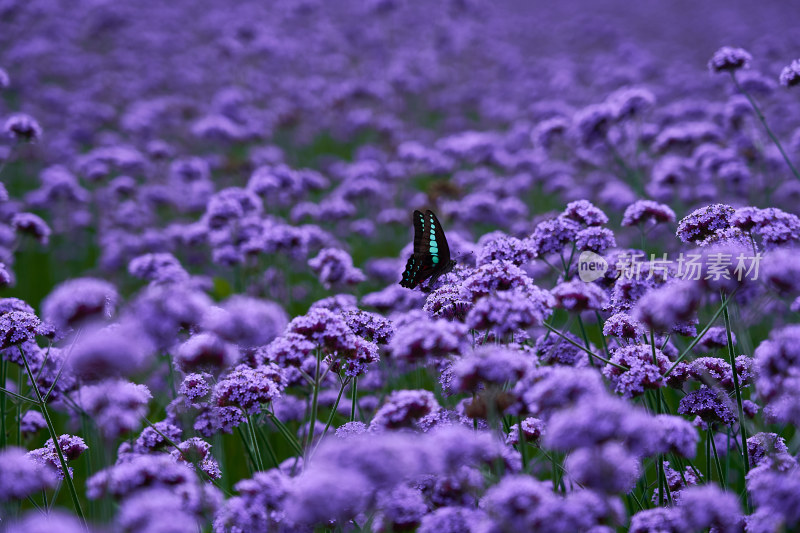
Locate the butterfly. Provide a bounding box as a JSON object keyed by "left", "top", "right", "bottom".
{"left": 400, "top": 209, "right": 456, "bottom": 289}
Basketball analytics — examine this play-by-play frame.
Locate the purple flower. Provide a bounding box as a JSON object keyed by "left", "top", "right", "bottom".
{"left": 376, "top": 485, "right": 427, "bottom": 530}
{"left": 363, "top": 284, "right": 426, "bottom": 314}
{"left": 73, "top": 379, "right": 152, "bottom": 437}
{"left": 308, "top": 247, "right": 366, "bottom": 289}
{"left": 213, "top": 470, "right": 289, "bottom": 532}
{"left": 754, "top": 325, "right": 800, "bottom": 425}
{"left": 193, "top": 406, "right": 247, "bottom": 437}
{"left": 42, "top": 277, "right": 118, "bottom": 333}
{"left": 213, "top": 363, "right": 286, "bottom": 414}
{"left": 0, "top": 447, "right": 57, "bottom": 501}
{"left": 621, "top": 200, "right": 676, "bottom": 227}
{"left": 424, "top": 282, "right": 473, "bottom": 320}
{"left": 341, "top": 309, "right": 393, "bottom": 344}
{"left": 574, "top": 103, "right": 614, "bottom": 146}
{"left": 533, "top": 332, "right": 588, "bottom": 366}
{"left": 747, "top": 432, "right": 795, "bottom": 469}
{"left": 466, "top": 286, "right": 553, "bottom": 337}
{"left": 560, "top": 200, "right": 609, "bottom": 226}
{"left": 309, "top": 294, "right": 358, "bottom": 313}
{"left": 0, "top": 67, "right": 8, "bottom": 89}
{"left": 128, "top": 252, "right": 189, "bottom": 284}
{"left": 462, "top": 260, "right": 534, "bottom": 299}
{"left": 607, "top": 86, "right": 656, "bottom": 120}
{"left": 528, "top": 217, "right": 580, "bottom": 257}
{"left": 87, "top": 454, "right": 197, "bottom": 500}
{"left": 68, "top": 323, "right": 152, "bottom": 381}
{"left": 20, "top": 410, "right": 46, "bottom": 435}
{"left": 171, "top": 437, "right": 221, "bottom": 479}
{"left": 677, "top": 387, "right": 737, "bottom": 426}
{"left": 11, "top": 213, "right": 50, "bottom": 245}
{"left": 505, "top": 417, "right": 545, "bottom": 446}
{"left": 780, "top": 59, "right": 800, "bottom": 88}
{"left": 632, "top": 280, "right": 700, "bottom": 335}
{"left": 696, "top": 326, "right": 735, "bottom": 350}
{"left": 565, "top": 442, "right": 640, "bottom": 493}
{"left": 175, "top": 332, "right": 239, "bottom": 374}
{"left": 677, "top": 484, "right": 741, "bottom": 533}
{"left": 371, "top": 389, "right": 440, "bottom": 431}
{"left": 762, "top": 248, "right": 800, "bottom": 296}
{"left": 629, "top": 508, "right": 687, "bottom": 533}
{"left": 205, "top": 296, "right": 287, "bottom": 349}
{"left": 27, "top": 434, "right": 88, "bottom": 479}
{"left": 519, "top": 367, "right": 606, "bottom": 416}
{"left": 544, "top": 395, "right": 660, "bottom": 456}
{"left": 257, "top": 332, "right": 315, "bottom": 368}
{"left": 575, "top": 226, "right": 616, "bottom": 253}
{"left": 3, "top": 511, "right": 87, "bottom": 533}
{"left": 654, "top": 414, "right": 699, "bottom": 458}
{"left": 708, "top": 46, "right": 752, "bottom": 73}
{"left": 602, "top": 312, "right": 645, "bottom": 339}
{"left": 418, "top": 506, "right": 486, "bottom": 533}
{"left": 117, "top": 488, "right": 204, "bottom": 533}
{"left": 451, "top": 346, "right": 534, "bottom": 392}
{"left": 134, "top": 421, "right": 183, "bottom": 453}
{"left": 676, "top": 204, "right": 735, "bottom": 245}
{"left": 388, "top": 316, "right": 467, "bottom": 363}
{"left": 603, "top": 344, "right": 669, "bottom": 398}
{"left": 551, "top": 280, "right": 608, "bottom": 312}
{"left": 0, "top": 311, "right": 47, "bottom": 349}
{"left": 3, "top": 113, "right": 42, "bottom": 141}
{"left": 476, "top": 233, "right": 536, "bottom": 266}
{"left": 128, "top": 283, "right": 212, "bottom": 349}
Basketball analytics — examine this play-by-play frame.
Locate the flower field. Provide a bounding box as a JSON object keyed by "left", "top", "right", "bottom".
{"left": 2, "top": 1, "right": 800, "bottom": 531}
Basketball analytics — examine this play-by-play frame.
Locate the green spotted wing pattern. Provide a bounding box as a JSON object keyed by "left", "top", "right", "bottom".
{"left": 399, "top": 210, "right": 453, "bottom": 289}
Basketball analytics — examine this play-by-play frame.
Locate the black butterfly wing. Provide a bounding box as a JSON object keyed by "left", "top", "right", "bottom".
{"left": 427, "top": 210, "right": 451, "bottom": 264}
{"left": 400, "top": 210, "right": 452, "bottom": 288}
{"left": 400, "top": 252, "right": 437, "bottom": 288}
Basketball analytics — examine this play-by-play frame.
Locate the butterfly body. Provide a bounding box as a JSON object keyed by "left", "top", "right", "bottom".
{"left": 400, "top": 210, "right": 455, "bottom": 289}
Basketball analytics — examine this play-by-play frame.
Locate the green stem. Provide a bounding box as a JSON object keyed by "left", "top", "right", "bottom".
{"left": 236, "top": 426, "right": 258, "bottom": 473}
{"left": 18, "top": 346, "right": 86, "bottom": 527}
{"left": 350, "top": 376, "right": 358, "bottom": 422}
{"left": 518, "top": 417, "right": 528, "bottom": 471}
{"left": 594, "top": 311, "right": 611, "bottom": 358}
{"left": 543, "top": 322, "right": 625, "bottom": 369}
{"left": 721, "top": 290, "right": 750, "bottom": 483}
{"left": 709, "top": 427, "right": 726, "bottom": 486}
{"left": 268, "top": 414, "right": 305, "bottom": 457}
{"left": 665, "top": 289, "right": 737, "bottom": 376}
{"left": 731, "top": 73, "right": 800, "bottom": 182}
{"left": 254, "top": 422, "right": 280, "bottom": 468}
{"left": 0, "top": 358, "right": 6, "bottom": 447}
{"left": 247, "top": 415, "right": 264, "bottom": 471}
{"left": 305, "top": 348, "right": 322, "bottom": 457}
{"left": 576, "top": 315, "right": 594, "bottom": 368}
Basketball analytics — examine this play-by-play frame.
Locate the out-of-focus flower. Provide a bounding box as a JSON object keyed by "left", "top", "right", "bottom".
{"left": 754, "top": 325, "right": 800, "bottom": 425}
{"left": 3, "top": 511, "right": 88, "bottom": 533}
{"left": 68, "top": 323, "right": 152, "bottom": 381}
{"left": 621, "top": 200, "right": 676, "bottom": 227}
{"left": 12, "top": 213, "right": 50, "bottom": 245}
{"left": 551, "top": 280, "right": 607, "bottom": 312}
{"left": 42, "top": 277, "right": 118, "bottom": 333}
{"left": 676, "top": 484, "right": 741, "bottom": 533}
{"left": 565, "top": 441, "right": 640, "bottom": 493}
{"left": 20, "top": 410, "right": 46, "bottom": 435}
{"left": 780, "top": 59, "right": 800, "bottom": 88}
{"left": 213, "top": 470, "right": 289, "bottom": 532}
{"left": 308, "top": 247, "right": 366, "bottom": 289}
{"left": 466, "top": 286, "right": 553, "bottom": 337}
{"left": 632, "top": 280, "right": 700, "bottom": 335}
{"left": 708, "top": 46, "right": 752, "bottom": 73}
{"left": 451, "top": 346, "right": 533, "bottom": 392}
{"left": 389, "top": 315, "right": 467, "bottom": 363}
{"left": 73, "top": 379, "right": 152, "bottom": 437}
{"left": 418, "top": 506, "right": 486, "bottom": 533}
{"left": 203, "top": 296, "right": 287, "bottom": 348}
{"left": 3, "top": 113, "right": 42, "bottom": 141}
{"left": 128, "top": 252, "right": 189, "bottom": 284}
{"left": 370, "top": 389, "right": 440, "bottom": 431}
{"left": 0, "top": 447, "right": 57, "bottom": 501}
{"left": 175, "top": 332, "right": 239, "bottom": 374}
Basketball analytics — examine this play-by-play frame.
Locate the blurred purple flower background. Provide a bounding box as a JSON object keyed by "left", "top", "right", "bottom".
{"left": 1, "top": 0, "right": 800, "bottom": 531}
